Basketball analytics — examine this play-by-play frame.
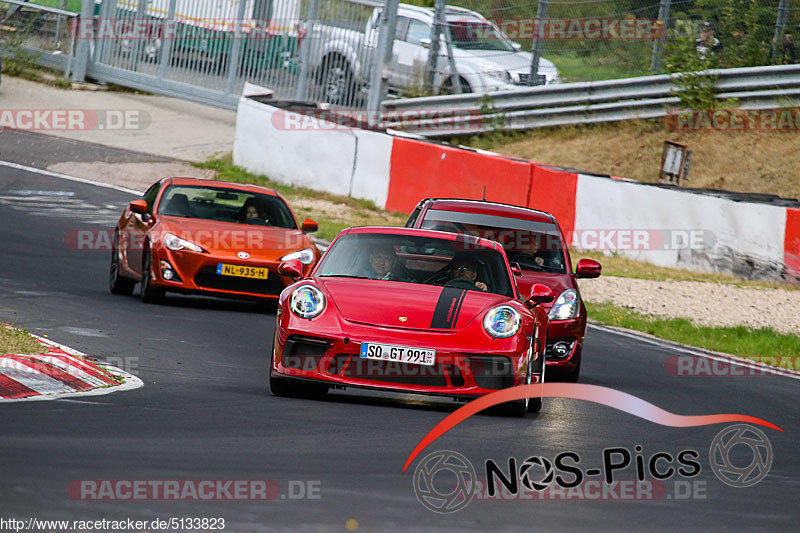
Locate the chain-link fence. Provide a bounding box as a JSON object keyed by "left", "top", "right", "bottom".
{"left": 0, "top": 0, "right": 78, "bottom": 78}
{"left": 3, "top": 1, "right": 797, "bottom": 109}
{"left": 432, "top": 0, "right": 798, "bottom": 83}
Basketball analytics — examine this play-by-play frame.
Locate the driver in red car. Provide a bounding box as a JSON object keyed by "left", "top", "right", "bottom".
{"left": 363, "top": 244, "right": 403, "bottom": 281}
{"left": 448, "top": 258, "right": 488, "bottom": 292}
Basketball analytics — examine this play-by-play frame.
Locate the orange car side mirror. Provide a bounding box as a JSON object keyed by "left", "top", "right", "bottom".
{"left": 301, "top": 218, "right": 318, "bottom": 233}
{"left": 129, "top": 199, "right": 148, "bottom": 215}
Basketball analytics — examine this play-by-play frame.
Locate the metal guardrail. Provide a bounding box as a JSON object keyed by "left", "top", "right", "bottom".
{"left": 381, "top": 64, "right": 800, "bottom": 137}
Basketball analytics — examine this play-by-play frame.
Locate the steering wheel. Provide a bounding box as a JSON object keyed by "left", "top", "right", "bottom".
{"left": 445, "top": 278, "right": 478, "bottom": 290}
{"left": 422, "top": 266, "right": 450, "bottom": 285}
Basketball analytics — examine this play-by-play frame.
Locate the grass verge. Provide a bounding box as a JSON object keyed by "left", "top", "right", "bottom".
{"left": 0, "top": 325, "right": 44, "bottom": 355}
{"left": 586, "top": 301, "right": 800, "bottom": 364}
{"left": 195, "top": 155, "right": 409, "bottom": 242}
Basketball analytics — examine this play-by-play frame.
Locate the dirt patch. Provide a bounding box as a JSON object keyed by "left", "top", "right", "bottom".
{"left": 580, "top": 276, "right": 800, "bottom": 335}
{"left": 47, "top": 162, "right": 216, "bottom": 193}
{"left": 290, "top": 198, "right": 400, "bottom": 224}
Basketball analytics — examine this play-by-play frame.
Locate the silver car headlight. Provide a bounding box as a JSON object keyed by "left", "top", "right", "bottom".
{"left": 163, "top": 233, "right": 204, "bottom": 252}
{"left": 479, "top": 65, "right": 511, "bottom": 83}
{"left": 281, "top": 247, "right": 316, "bottom": 265}
{"left": 549, "top": 289, "right": 579, "bottom": 320}
{"left": 483, "top": 305, "right": 522, "bottom": 338}
{"left": 290, "top": 285, "right": 326, "bottom": 319}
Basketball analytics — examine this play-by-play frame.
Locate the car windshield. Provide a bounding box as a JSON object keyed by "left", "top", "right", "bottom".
{"left": 448, "top": 19, "right": 515, "bottom": 51}
{"left": 315, "top": 233, "right": 514, "bottom": 297}
{"left": 157, "top": 185, "right": 297, "bottom": 229}
{"left": 420, "top": 209, "right": 568, "bottom": 273}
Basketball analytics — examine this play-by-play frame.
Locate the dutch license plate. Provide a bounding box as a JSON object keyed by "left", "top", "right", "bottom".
{"left": 216, "top": 263, "right": 269, "bottom": 279}
{"left": 359, "top": 342, "right": 436, "bottom": 366}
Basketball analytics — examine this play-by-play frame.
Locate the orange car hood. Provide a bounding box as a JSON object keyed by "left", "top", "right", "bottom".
{"left": 157, "top": 217, "right": 312, "bottom": 260}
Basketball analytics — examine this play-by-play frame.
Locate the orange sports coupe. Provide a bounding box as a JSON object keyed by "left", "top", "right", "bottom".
{"left": 109, "top": 177, "right": 321, "bottom": 304}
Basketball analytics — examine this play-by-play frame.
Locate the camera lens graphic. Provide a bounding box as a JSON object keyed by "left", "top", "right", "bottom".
{"left": 413, "top": 450, "right": 476, "bottom": 513}
{"left": 709, "top": 424, "right": 773, "bottom": 488}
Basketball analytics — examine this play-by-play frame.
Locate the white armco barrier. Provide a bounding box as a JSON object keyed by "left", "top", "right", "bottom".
{"left": 574, "top": 174, "right": 788, "bottom": 279}
{"left": 233, "top": 94, "right": 392, "bottom": 207}
{"left": 234, "top": 99, "right": 356, "bottom": 197}
{"left": 233, "top": 89, "right": 797, "bottom": 281}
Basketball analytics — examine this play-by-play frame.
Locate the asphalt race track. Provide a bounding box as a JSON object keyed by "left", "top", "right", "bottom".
{"left": 1, "top": 155, "right": 798, "bottom": 531}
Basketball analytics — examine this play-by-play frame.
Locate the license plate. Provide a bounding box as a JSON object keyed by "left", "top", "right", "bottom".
{"left": 359, "top": 342, "right": 436, "bottom": 366}
{"left": 216, "top": 263, "right": 269, "bottom": 279}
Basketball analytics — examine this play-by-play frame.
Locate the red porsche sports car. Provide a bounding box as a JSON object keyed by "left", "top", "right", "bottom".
{"left": 406, "top": 198, "right": 601, "bottom": 382}
{"left": 270, "top": 227, "right": 554, "bottom": 415}
{"left": 109, "top": 177, "right": 321, "bottom": 304}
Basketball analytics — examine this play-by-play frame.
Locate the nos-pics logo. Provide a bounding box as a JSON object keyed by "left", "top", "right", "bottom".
{"left": 412, "top": 424, "right": 773, "bottom": 513}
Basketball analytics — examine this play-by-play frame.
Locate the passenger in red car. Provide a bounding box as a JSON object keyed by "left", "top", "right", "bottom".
{"left": 448, "top": 258, "right": 488, "bottom": 292}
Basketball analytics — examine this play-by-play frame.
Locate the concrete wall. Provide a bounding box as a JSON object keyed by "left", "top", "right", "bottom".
{"left": 233, "top": 95, "right": 799, "bottom": 281}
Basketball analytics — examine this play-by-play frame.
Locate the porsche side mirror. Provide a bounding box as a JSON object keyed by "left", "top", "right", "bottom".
{"left": 526, "top": 283, "right": 554, "bottom": 307}
{"left": 129, "top": 199, "right": 148, "bottom": 215}
{"left": 278, "top": 259, "right": 304, "bottom": 280}
{"left": 575, "top": 258, "right": 602, "bottom": 279}
{"left": 301, "top": 218, "right": 318, "bottom": 233}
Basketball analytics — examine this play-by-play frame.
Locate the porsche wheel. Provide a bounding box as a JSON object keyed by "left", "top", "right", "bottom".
{"left": 109, "top": 233, "right": 135, "bottom": 296}
{"left": 499, "top": 349, "right": 533, "bottom": 417}
{"left": 140, "top": 250, "right": 165, "bottom": 304}
{"left": 528, "top": 350, "right": 545, "bottom": 413}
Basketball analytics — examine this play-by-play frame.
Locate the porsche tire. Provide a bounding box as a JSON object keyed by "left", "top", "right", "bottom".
{"left": 497, "top": 350, "right": 533, "bottom": 417}
{"left": 140, "top": 250, "right": 165, "bottom": 304}
{"left": 528, "top": 350, "right": 545, "bottom": 413}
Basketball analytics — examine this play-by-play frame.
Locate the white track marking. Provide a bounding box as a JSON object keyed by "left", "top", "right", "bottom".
{"left": 588, "top": 323, "right": 800, "bottom": 380}
{"left": 0, "top": 160, "right": 143, "bottom": 195}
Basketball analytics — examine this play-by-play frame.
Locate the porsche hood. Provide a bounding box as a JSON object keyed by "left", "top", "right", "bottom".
{"left": 318, "top": 278, "right": 508, "bottom": 331}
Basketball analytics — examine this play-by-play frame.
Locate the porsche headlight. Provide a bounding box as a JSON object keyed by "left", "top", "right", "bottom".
{"left": 164, "top": 233, "right": 203, "bottom": 252}
{"left": 281, "top": 247, "right": 316, "bottom": 265}
{"left": 549, "top": 289, "right": 579, "bottom": 320}
{"left": 290, "top": 285, "right": 326, "bottom": 319}
{"left": 483, "top": 305, "right": 521, "bottom": 338}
